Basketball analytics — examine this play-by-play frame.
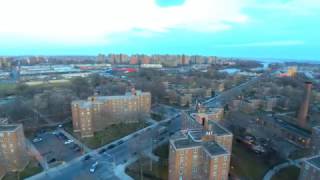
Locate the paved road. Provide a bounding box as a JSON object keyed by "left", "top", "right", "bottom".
{"left": 27, "top": 114, "right": 181, "bottom": 180}
{"left": 203, "top": 76, "right": 261, "bottom": 108}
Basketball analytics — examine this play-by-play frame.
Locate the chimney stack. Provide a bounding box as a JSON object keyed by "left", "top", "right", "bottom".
{"left": 297, "top": 81, "right": 312, "bottom": 127}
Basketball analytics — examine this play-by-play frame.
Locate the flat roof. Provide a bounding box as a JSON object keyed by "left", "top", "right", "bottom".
{"left": 0, "top": 124, "right": 21, "bottom": 132}
{"left": 173, "top": 138, "right": 202, "bottom": 149}
{"left": 307, "top": 155, "right": 320, "bottom": 169}
{"left": 188, "top": 112, "right": 231, "bottom": 136}
{"left": 188, "top": 130, "right": 204, "bottom": 141}
{"left": 266, "top": 116, "right": 311, "bottom": 137}
{"left": 209, "top": 121, "right": 231, "bottom": 136}
{"left": 203, "top": 142, "right": 228, "bottom": 157}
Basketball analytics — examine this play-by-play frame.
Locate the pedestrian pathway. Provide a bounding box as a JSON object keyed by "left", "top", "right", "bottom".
{"left": 263, "top": 159, "right": 302, "bottom": 180}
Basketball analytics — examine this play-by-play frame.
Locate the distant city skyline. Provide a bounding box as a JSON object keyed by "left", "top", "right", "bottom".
{"left": 0, "top": 0, "right": 319, "bottom": 60}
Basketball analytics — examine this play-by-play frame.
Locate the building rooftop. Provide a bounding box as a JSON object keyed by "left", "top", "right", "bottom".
{"left": 171, "top": 132, "right": 228, "bottom": 156}
{"left": 208, "top": 121, "right": 232, "bottom": 136}
{"left": 173, "top": 138, "right": 202, "bottom": 149}
{"left": 188, "top": 130, "right": 204, "bottom": 141}
{"left": 307, "top": 155, "right": 320, "bottom": 169}
{"left": 0, "top": 124, "right": 21, "bottom": 132}
{"left": 266, "top": 116, "right": 311, "bottom": 137}
{"left": 203, "top": 141, "right": 228, "bottom": 157}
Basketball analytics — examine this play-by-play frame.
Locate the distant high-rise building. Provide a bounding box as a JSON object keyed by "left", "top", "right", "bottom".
{"left": 97, "top": 54, "right": 105, "bottom": 63}
{"left": 71, "top": 89, "right": 151, "bottom": 137}
{"left": 299, "top": 155, "right": 320, "bottom": 180}
{"left": 287, "top": 66, "right": 298, "bottom": 77}
{"left": 297, "top": 82, "right": 312, "bottom": 127}
{"left": 0, "top": 124, "right": 29, "bottom": 172}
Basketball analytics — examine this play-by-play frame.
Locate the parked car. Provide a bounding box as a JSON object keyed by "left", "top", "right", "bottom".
{"left": 89, "top": 161, "right": 99, "bottom": 173}
{"left": 74, "top": 147, "right": 81, "bottom": 152}
{"left": 33, "top": 138, "right": 43, "bottom": 143}
{"left": 83, "top": 155, "right": 91, "bottom": 161}
{"left": 117, "top": 140, "right": 124, "bottom": 145}
{"left": 47, "top": 158, "right": 56, "bottom": 163}
{"left": 99, "top": 149, "right": 106, "bottom": 154}
{"left": 107, "top": 144, "right": 115, "bottom": 149}
{"left": 64, "top": 139, "right": 74, "bottom": 144}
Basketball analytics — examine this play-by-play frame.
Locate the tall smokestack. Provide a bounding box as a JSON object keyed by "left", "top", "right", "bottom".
{"left": 297, "top": 81, "right": 312, "bottom": 127}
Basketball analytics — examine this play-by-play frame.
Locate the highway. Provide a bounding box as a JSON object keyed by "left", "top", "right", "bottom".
{"left": 27, "top": 73, "right": 268, "bottom": 180}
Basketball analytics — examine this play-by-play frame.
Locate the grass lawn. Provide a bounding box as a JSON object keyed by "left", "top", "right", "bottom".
{"left": 0, "top": 83, "right": 16, "bottom": 91}
{"left": 74, "top": 122, "right": 147, "bottom": 149}
{"left": 231, "top": 141, "right": 282, "bottom": 180}
{"left": 0, "top": 83, "right": 16, "bottom": 97}
{"left": 271, "top": 166, "right": 300, "bottom": 180}
{"left": 126, "top": 143, "right": 169, "bottom": 180}
{"left": 3, "top": 159, "right": 42, "bottom": 180}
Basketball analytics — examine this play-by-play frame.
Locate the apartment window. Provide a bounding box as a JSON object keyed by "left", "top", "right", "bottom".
{"left": 224, "top": 156, "right": 228, "bottom": 161}
{"left": 305, "top": 164, "right": 309, "bottom": 170}
{"left": 193, "top": 149, "right": 198, "bottom": 153}
{"left": 213, "top": 170, "right": 217, "bottom": 177}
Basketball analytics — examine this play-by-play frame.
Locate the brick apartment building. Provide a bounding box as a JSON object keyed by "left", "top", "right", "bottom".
{"left": 169, "top": 111, "right": 233, "bottom": 180}
{"left": 169, "top": 131, "right": 231, "bottom": 180}
{"left": 299, "top": 155, "right": 320, "bottom": 180}
{"left": 0, "top": 124, "right": 29, "bottom": 173}
{"left": 71, "top": 89, "right": 151, "bottom": 137}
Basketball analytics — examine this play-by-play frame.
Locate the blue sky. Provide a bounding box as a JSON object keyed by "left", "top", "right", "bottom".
{"left": 0, "top": 0, "right": 319, "bottom": 60}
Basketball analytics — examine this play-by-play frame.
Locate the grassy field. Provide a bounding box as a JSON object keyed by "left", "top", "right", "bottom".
{"left": 271, "top": 166, "right": 300, "bottom": 180}
{"left": 126, "top": 143, "right": 169, "bottom": 180}
{"left": 65, "top": 122, "right": 147, "bottom": 149}
{"left": 3, "top": 159, "right": 42, "bottom": 180}
{"left": 0, "top": 83, "right": 16, "bottom": 91}
{"left": 230, "top": 141, "right": 282, "bottom": 180}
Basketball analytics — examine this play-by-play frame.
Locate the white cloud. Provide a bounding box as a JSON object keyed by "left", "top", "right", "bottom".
{"left": 0, "top": 0, "right": 248, "bottom": 44}
{"left": 213, "top": 40, "right": 305, "bottom": 47}
{"left": 246, "top": 0, "right": 320, "bottom": 15}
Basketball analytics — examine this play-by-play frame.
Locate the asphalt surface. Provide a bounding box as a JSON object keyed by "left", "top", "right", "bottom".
{"left": 27, "top": 114, "right": 181, "bottom": 180}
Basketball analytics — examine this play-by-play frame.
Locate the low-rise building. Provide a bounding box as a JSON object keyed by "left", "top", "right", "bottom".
{"left": 71, "top": 89, "right": 151, "bottom": 137}
{"left": 311, "top": 126, "right": 320, "bottom": 155}
{"left": 299, "top": 155, "right": 320, "bottom": 180}
{"left": 179, "top": 93, "right": 192, "bottom": 107}
{"left": 192, "top": 108, "right": 224, "bottom": 123}
{"left": 260, "top": 116, "right": 311, "bottom": 148}
{"left": 0, "top": 118, "right": 8, "bottom": 125}
{"left": 0, "top": 124, "right": 29, "bottom": 172}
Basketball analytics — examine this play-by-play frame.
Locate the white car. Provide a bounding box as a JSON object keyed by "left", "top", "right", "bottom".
{"left": 64, "top": 140, "right": 74, "bottom": 144}
{"left": 90, "top": 162, "right": 99, "bottom": 173}
{"left": 33, "top": 138, "right": 43, "bottom": 143}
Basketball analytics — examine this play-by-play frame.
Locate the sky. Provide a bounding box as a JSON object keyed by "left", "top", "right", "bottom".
{"left": 0, "top": 0, "right": 320, "bottom": 60}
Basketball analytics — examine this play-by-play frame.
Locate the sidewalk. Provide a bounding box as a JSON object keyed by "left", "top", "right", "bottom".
{"left": 58, "top": 129, "right": 92, "bottom": 153}
{"left": 26, "top": 138, "right": 49, "bottom": 170}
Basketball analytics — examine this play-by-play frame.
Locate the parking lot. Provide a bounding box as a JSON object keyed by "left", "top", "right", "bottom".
{"left": 32, "top": 130, "right": 83, "bottom": 167}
